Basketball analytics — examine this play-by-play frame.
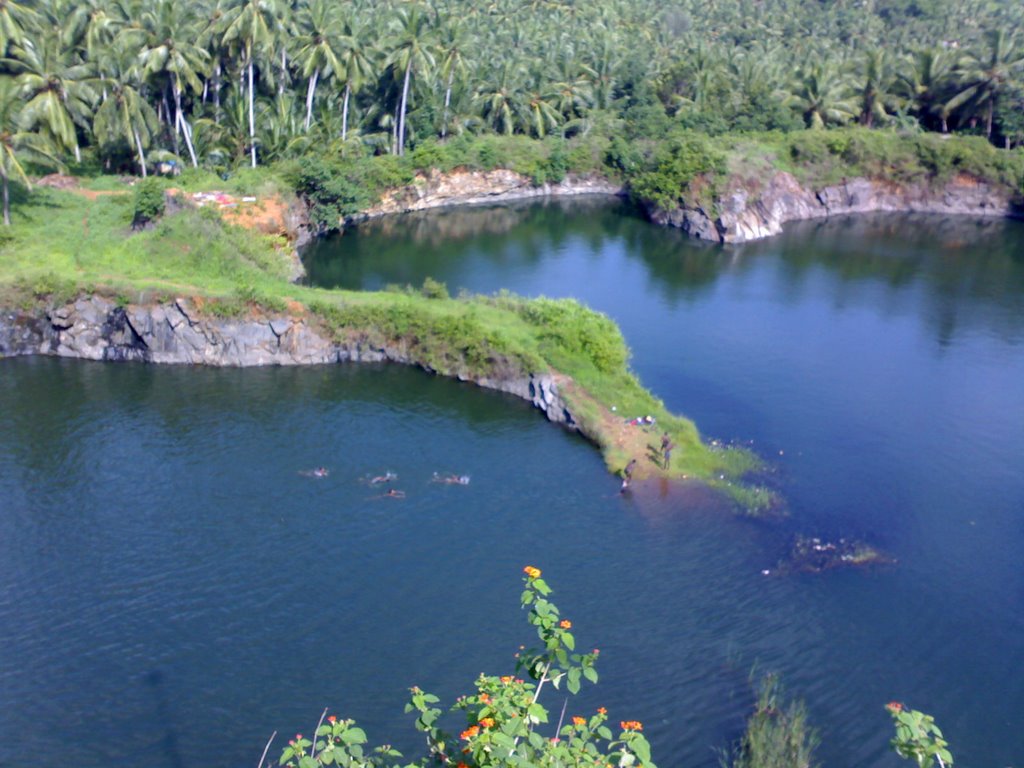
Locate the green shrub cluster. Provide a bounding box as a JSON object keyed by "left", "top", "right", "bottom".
{"left": 295, "top": 158, "right": 374, "bottom": 233}
{"left": 131, "top": 177, "right": 166, "bottom": 228}
{"left": 515, "top": 297, "right": 629, "bottom": 374}
{"left": 315, "top": 299, "right": 536, "bottom": 376}
{"left": 628, "top": 133, "right": 728, "bottom": 211}
{"left": 785, "top": 128, "right": 1024, "bottom": 187}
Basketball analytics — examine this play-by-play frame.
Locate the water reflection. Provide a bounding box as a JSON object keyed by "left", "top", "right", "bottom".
{"left": 304, "top": 200, "right": 1024, "bottom": 347}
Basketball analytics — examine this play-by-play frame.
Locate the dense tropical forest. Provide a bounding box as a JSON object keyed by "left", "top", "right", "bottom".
{"left": 2, "top": 0, "right": 1024, "bottom": 194}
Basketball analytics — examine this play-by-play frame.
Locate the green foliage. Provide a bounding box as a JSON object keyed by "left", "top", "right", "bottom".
{"left": 419, "top": 277, "right": 449, "bottom": 300}
{"left": 278, "top": 569, "right": 656, "bottom": 768}
{"left": 629, "top": 133, "right": 727, "bottom": 211}
{"left": 131, "top": 178, "right": 167, "bottom": 228}
{"left": 783, "top": 128, "right": 1024, "bottom": 187}
{"left": 886, "top": 704, "right": 954, "bottom": 768}
{"left": 724, "top": 674, "right": 818, "bottom": 768}
{"left": 516, "top": 297, "right": 629, "bottom": 374}
{"left": 296, "top": 158, "right": 372, "bottom": 233}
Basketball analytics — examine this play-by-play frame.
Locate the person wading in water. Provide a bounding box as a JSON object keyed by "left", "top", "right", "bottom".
{"left": 621, "top": 458, "right": 637, "bottom": 492}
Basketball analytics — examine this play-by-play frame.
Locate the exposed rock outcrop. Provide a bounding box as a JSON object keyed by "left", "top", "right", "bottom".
{"left": 347, "top": 169, "right": 623, "bottom": 224}
{"left": 650, "top": 171, "right": 1021, "bottom": 243}
{"left": 1, "top": 296, "right": 576, "bottom": 431}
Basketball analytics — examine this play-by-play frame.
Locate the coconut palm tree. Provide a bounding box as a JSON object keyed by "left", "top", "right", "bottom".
{"left": 7, "top": 24, "right": 97, "bottom": 162}
{"left": 787, "top": 59, "right": 857, "bottom": 129}
{"left": 292, "top": 0, "right": 341, "bottom": 131}
{"left": 91, "top": 44, "right": 158, "bottom": 176}
{"left": 218, "top": 0, "right": 283, "bottom": 166}
{"left": 131, "top": 0, "right": 208, "bottom": 167}
{"left": 387, "top": 4, "right": 436, "bottom": 155}
{"left": 335, "top": 14, "right": 376, "bottom": 142}
{"left": 855, "top": 49, "right": 899, "bottom": 127}
{"left": 434, "top": 17, "right": 473, "bottom": 139}
{"left": 946, "top": 29, "right": 1024, "bottom": 139}
{"left": 897, "top": 47, "right": 955, "bottom": 132}
{"left": 0, "top": 77, "right": 63, "bottom": 225}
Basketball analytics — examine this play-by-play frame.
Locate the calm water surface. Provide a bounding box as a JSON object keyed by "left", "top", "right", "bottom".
{"left": 3, "top": 199, "right": 1024, "bottom": 767}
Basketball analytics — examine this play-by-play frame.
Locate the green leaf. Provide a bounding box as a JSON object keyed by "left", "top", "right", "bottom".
{"left": 341, "top": 727, "right": 367, "bottom": 745}
{"left": 563, "top": 632, "right": 575, "bottom": 651}
{"left": 598, "top": 726, "right": 613, "bottom": 740}
{"left": 298, "top": 757, "right": 318, "bottom": 768}
{"left": 583, "top": 666, "right": 599, "bottom": 684}
{"left": 527, "top": 702, "right": 549, "bottom": 723}
{"left": 279, "top": 747, "right": 294, "bottom": 765}
{"left": 633, "top": 737, "right": 652, "bottom": 764}
{"left": 567, "top": 667, "right": 582, "bottom": 695}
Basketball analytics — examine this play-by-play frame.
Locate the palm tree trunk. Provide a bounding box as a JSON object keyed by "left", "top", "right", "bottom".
{"left": 304, "top": 68, "right": 319, "bottom": 131}
{"left": 2, "top": 171, "right": 9, "bottom": 227}
{"left": 248, "top": 55, "right": 257, "bottom": 168}
{"left": 397, "top": 58, "right": 412, "bottom": 156}
{"left": 442, "top": 69, "right": 453, "bottom": 138}
{"left": 279, "top": 48, "right": 287, "bottom": 96}
{"left": 342, "top": 84, "right": 351, "bottom": 141}
{"left": 163, "top": 87, "right": 178, "bottom": 156}
{"left": 214, "top": 61, "right": 222, "bottom": 123}
{"left": 986, "top": 99, "right": 994, "bottom": 139}
{"left": 134, "top": 128, "right": 148, "bottom": 178}
{"left": 173, "top": 76, "right": 199, "bottom": 168}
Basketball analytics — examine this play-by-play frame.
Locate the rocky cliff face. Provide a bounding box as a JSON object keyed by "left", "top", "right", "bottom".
{"left": 348, "top": 169, "right": 623, "bottom": 223}
{"left": 0, "top": 296, "right": 576, "bottom": 428}
{"left": 650, "top": 172, "right": 1019, "bottom": 243}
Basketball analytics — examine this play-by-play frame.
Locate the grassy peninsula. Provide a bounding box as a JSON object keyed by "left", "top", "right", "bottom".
{"left": 0, "top": 169, "right": 774, "bottom": 509}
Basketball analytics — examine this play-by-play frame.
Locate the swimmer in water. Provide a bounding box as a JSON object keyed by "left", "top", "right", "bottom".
{"left": 369, "top": 471, "right": 397, "bottom": 485}
{"left": 300, "top": 467, "right": 329, "bottom": 478}
{"left": 432, "top": 472, "right": 470, "bottom": 485}
{"left": 383, "top": 489, "right": 405, "bottom": 499}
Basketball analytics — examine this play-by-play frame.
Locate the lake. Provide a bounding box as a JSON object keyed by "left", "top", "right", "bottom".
{"left": 3, "top": 199, "right": 1023, "bottom": 767}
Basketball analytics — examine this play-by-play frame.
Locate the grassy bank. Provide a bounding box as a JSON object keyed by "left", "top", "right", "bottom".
{"left": 0, "top": 179, "right": 773, "bottom": 512}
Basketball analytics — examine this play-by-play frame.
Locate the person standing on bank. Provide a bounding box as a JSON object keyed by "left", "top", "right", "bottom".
{"left": 661, "top": 434, "right": 675, "bottom": 469}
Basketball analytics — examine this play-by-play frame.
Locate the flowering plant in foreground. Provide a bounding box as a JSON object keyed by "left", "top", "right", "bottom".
{"left": 885, "top": 702, "right": 953, "bottom": 768}
{"left": 278, "top": 567, "right": 655, "bottom": 768}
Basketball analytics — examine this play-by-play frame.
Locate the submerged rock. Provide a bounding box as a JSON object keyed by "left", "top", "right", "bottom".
{"left": 778, "top": 534, "right": 893, "bottom": 574}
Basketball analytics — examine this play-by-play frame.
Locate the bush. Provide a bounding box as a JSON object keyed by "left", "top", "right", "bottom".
{"left": 628, "top": 132, "right": 727, "bottom": 211}
{"left": 295, "top": 158, "right": 371, "bottom": 233}
{"left": 131, "top": 178, "right": 166, "bottom": 228}
{"left": 518, "top": 297, "right": 629, "bottom": 374}
{"left": 420, "top": 276, "right": 449, "bottom": 300}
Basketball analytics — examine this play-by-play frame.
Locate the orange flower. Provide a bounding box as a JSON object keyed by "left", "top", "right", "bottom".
{"left": 886, "top": 701, "right": 903, "bottom": 714}
{"left": 458, "top": 763, "right": 470, "bottom": 768}
{"left": 572, "top": 716, "right": 586, "bottom": 727}
{"left": 620, "top": 721, "right": 643, "bottom": 732}
{"left": 327, "top": 715, "right": 337, "bottom": 724}
{"left": 460, "top": 726, "right": 480, "bottom": 740}
{"left": 479, "top": 718, "right": 495, "bottom": 728}
{"left": 560, "top": 620, "right": 572, "bottom": 629}
{"left": 479, "top": 693, "right": 491, "bottom": 704}
{"left": 523, "top": 566, "right": 542, "bottom": 579}
{"left": 597, "top": 707, "right": 607, "bottom": 715}
{"left": 500, "top": 676, "right": 513, "bottom": 684}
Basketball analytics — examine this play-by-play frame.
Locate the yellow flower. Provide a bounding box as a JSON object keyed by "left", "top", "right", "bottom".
{"left": 560, "top": 619, "right": 572, "bottom": 629}
{"left": 523, "top": 566, "right": 542, "bottom": 579}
